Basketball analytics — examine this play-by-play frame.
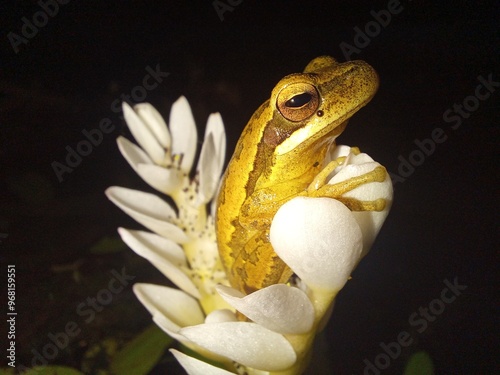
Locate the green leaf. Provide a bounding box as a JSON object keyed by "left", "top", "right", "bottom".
{"left": 9, "top": 366, "right": 84, "bottom": 375}
{"left": 109, "top": 324, "right": 174, "bottom": 375}
{"left": 0, "top": 368, "right": 16, "bottom": 375}
{"left": 403, "top": 351, "right": 435, "bottom": 375}
{"left": 89, "top": 236, "right": 127, "bottom": 254}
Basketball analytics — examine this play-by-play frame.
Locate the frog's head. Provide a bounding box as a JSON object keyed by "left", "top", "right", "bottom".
{"left": 264, "top": 56, "right": 379, "bottom": 156}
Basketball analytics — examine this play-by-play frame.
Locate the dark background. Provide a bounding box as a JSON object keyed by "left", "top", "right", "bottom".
{"left": 0, "top": 1, "right": 498, "bottom": 374}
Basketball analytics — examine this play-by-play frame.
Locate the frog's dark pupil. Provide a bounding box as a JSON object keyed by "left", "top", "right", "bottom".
{"left": 286, "top": 92, "right": 311, "bottom": 108}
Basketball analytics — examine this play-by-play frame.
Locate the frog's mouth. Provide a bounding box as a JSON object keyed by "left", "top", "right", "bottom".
{"left": 275, "top": 120, "right": 339, "bottom": 156}
{"left": 275, "top": 112, "right": 354, "bottom": 157}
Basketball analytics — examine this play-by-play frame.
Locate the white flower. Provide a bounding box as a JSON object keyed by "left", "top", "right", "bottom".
{"left": 328, "top": 145, "right": 393, "bottom": 257}
{"left": 271, "top": 146, "right": 393, "bottom": 293}
{"left": 107, "top": 98, "right": 228, "bottom": 311}
{"left": 106, "top": 98, "right": 393, "bottom": 375}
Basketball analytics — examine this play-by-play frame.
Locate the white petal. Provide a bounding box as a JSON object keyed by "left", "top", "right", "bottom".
{"left": 105, "top": 187, "right": 188, "bottom": 243}
{"left": 118, "top": 228, "right": 186, "bottom": 265}
{"left": 197, "top": 113, "right": 226, "bottom": 205}
{"left": 152, "top": 311, "right": 193, "bottom": 344}
{"left": 348, "top": 152, "right": 376, "bottom": 164}
{"left": 134, "top": 283, "right": 203, "bottom": 344}
{"left": 117, "top": 228, "right": 200, "bottom": 298}
{"left": 329, "top": 162, "right": 391, "bottom": 201}
{"left": 205, "top": 309, "right": 238, "bottom": 324}
{"left": 155, "top": 314, "right": 231, "bottom": 364}
{"left": 123, "top": 102, "right": 165, "bottom": 165}
{"left": 134, "top": 283, "right": 204, "bottom": 324}
{"left": 148, "top": 258, "right": 201, "bottom": 299}
{"left": 136, "top": 163, "right": 183, "bottom": 194}
{"left": 117, "top": 136, "right": 154, "bottom": 174}
{"left": 352, "top": 210, "right": 389, "bottom": 258}
{"left": 180, "top": 322, "right": 296, "bottom": 371}
{"left": 134, "top": 285, "right": 203, "bottom": 345}
{"left": 329, "top": 144, "right": 353, "bottom": 159}
{"left": 197, "top": 133, "right": 220, "bottom": 205}
{"left": 327, "top": 147, "right": 376, "bottom": 175}
{"left": 169, "top": 96, "right": 197, "bottom": 173}
{"left": 170, "top": 349, "right": 235, "bottom": 375}
{"left": 210, "top": 181, "right": 223, "bottom": 219}
{"left": 205, "top": 113, "right": 226, "bottom": 176}
{"left": 270, "top": 197, "right": 363, "bottom": 291}
{"left": 328, "top": 162, "right": 393, "bottom": 257}
{"left": 152, "top": 316, "right": 186, "bottom": 346}
{"left": 134, "top": 103, "right": 171, "bottom": 149}
{"left": 216, "top": 284, "right": 314, "bottom": 334}
{"left": 117, "top": 137, "right": 182, "bottom": 194}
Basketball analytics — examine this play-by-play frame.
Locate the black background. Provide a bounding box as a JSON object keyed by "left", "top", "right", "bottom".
{"left": 0, "top": 1, "right": 498, "bottom": 374}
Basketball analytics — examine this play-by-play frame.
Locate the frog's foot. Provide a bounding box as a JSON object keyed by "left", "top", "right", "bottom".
{"left": 336, "top": 196, "right": 386, "bottom": 211}
{"left": 308, "top": 156, "right": 346, "bottom": 191}
{"left": 350, "top": 146, "right": 361, "bottom": 155}
{"left": 307, "top": 147, "right": 362, "bottom": 192}
{"left": 308, "top": 165, "right": 388, "bottom": 212}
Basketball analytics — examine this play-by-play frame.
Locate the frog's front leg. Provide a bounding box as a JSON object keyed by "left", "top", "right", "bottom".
{"left": 233, "top": 187, "right": 299, "bottom": 293}
{"left": 305, "top": 148, "right": 388, "bottom": 212}
{"left": 239, "top": 184, "right": 296, "bottom": 230}
{"left": 230, "top": 229, "right": 292, "bottom": 294}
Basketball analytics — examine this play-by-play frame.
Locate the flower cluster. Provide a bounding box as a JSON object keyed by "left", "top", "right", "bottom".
{"left": 106, "top": 97, "right": 393, "bottom": 374}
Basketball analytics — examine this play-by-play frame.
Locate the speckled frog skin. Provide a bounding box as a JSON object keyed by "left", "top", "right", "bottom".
{"left": 216, "top": 56, "right": 382, "bottom": 294}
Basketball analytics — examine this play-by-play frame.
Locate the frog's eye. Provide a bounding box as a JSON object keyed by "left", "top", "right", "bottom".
{"left": 277, "top": 83, "right": 320, "bottom": 122}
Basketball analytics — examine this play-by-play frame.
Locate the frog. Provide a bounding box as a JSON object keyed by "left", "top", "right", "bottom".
{"left": 216, "top": 56, "right": 386, "bottom": 295}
